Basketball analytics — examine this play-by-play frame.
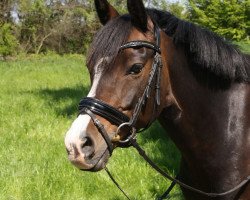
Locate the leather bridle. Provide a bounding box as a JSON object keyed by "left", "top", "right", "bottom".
{"left": 78, "top": 25, "right": 250, "bottom": 199}
{"left": 79, "top": 24, "right": 162, "bottom": 153}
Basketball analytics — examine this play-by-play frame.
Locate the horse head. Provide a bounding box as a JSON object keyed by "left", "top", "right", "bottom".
{"left": 64, "top": 0, "right": 177, "bottom": 171}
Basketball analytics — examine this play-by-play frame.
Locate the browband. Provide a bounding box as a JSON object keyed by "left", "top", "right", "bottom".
{"left": 120, "top": 41, "right": 161, "bottom": 54}
{"left": 79, "top": 97, "right": 129, "bottom": 126}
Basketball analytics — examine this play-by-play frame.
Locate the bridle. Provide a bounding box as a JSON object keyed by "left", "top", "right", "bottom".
{"left": 78, "top": 25, "right": 250, "bottom": 199}
{"left": 79, "top": 24, "right": 163, "bottom": 152}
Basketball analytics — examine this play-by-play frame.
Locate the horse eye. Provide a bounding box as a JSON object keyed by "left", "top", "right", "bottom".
{"left": 129, "top": 63, "right": 143, "bottom": 75}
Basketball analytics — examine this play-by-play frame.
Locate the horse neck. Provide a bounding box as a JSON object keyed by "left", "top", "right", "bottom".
{"left": 159, "top": 47, "right": 250, "bottom": 192}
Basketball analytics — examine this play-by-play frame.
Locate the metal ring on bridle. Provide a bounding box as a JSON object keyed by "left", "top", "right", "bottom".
{"left": 113, "top": 122, "right": 137, "bottom": 144}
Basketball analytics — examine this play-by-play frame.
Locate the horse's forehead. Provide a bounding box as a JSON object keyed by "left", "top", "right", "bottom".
{"left": 89, "top": 27, "right": 154, "bottom": 74}
{"left": 127, "top": 27, "right": 154, "bottom": 42}
{"left": 96, "top": 56, "right": 111, "bottom": 72}
{"left": 89, "top": 56, "right": 111, "bottom": 73}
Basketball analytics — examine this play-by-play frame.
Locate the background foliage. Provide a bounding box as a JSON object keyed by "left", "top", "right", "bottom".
{"left": 187, "top": 0, "right": 250, "bottom": 41}
{"left": 0, "top": 23, "right": 19, "bottom": 57}
{"left": 0, "top": 0, "right": 249, "bottom": 58}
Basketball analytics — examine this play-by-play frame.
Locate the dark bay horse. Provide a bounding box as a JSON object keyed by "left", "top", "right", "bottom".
{"left": 64, "top": 0, "right": 250, "bottom": 199}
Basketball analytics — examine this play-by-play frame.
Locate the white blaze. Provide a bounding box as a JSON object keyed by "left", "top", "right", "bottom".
{"left": 87, "top": 57, "right": 109, "bottom": 97}
{"left": 64, "top": 115, "right": 91, "bottom": 151}
{"left": 65, "top": 57, "right": 109, "bottom": 151}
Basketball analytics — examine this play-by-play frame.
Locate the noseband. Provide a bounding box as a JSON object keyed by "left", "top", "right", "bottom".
{"left": 79, "top": 25, "right": 162, "bottom": 154}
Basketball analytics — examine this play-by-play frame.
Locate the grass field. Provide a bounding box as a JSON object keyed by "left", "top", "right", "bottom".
{"left": 0, "top": 54, "right": 183, "bottom": 200}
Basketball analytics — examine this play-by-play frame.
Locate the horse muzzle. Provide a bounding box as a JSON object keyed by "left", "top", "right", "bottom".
{"left": 65, "top": 136, "right": 111, "bottom": 171}
{"left": 64, "top": 114, "right": 111, "bottom": 171}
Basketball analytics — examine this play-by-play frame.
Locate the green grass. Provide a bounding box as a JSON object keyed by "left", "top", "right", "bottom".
{"left": 0, "top": 54, "right": 182, "bottom": 200}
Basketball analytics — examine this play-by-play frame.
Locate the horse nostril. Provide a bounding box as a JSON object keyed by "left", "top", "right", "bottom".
{"left": 66, "top": 148, "right": 70, "bottom": 155}
{"left": 81, "top": 137, "right": 94, "bottom": 159}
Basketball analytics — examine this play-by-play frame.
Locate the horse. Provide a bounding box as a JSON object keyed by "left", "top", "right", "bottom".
{"left": 64, "top": 0, "right": 250, "bottom": 199}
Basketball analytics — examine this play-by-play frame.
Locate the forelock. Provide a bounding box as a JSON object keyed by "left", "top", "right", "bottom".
{"left": 87, "top": 15, "right": 132, "bottom": 72}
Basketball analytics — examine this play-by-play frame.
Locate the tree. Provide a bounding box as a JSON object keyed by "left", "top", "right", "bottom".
{"left": 144, "top": 0, "right": 188, "bottom": 19}
{"left": 187, "top": 0, "right": 249, "bottom": 41}
{"left": 0, "top": 0, "right": 14, "bottom": 24}
{"left": 0, "top": 23, "right": 19, "bottom": 59}
{"left": 168, "top": 2, "right": 188, "bottom": 19}
{"left": 19, "top": 0, "right": 55, "bottom": 54}
{"left": 17, "top": 0, "right": 101, "bottom": 54}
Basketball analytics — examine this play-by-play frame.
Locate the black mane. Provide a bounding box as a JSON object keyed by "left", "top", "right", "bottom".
{"left": 88, "top": 9, "right": 250, "bottom": 83}
{"left": 147, "top": 9, "right": 250, "bottom": 83}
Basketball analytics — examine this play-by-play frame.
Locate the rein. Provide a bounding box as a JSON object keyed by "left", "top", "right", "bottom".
{"left": 78, "top": 25, "right": 250, "bottom": 199}
{"left": 130, "top": 138, "right": 250, "bottom": 199}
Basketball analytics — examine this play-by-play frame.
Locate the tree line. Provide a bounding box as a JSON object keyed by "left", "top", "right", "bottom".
{"left": 0, "top": 0, "right": 249, "bottom": 58}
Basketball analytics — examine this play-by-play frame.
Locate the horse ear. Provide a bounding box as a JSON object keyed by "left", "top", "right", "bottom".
{"left": 127, "top": 0, "right": 148, "bottom": 32}
{"left": 95, "top": 0, "right": 120, "bottom": 25}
